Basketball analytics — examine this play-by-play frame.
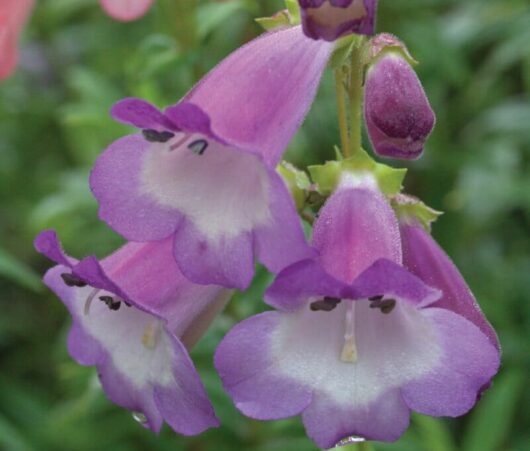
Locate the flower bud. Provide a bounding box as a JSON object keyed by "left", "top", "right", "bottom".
{"left": 299, "top": 0, "right": 377, "bottom": 41}
{"left": 364, "top": 35, "right": 435, "bottom": 160}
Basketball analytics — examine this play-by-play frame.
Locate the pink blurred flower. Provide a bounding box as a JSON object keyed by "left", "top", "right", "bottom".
{"left": 100, "top": 0, "right": 155, "bottom": 22}
{"left": 0, "top": 0, "right": 34, "bottom": 81}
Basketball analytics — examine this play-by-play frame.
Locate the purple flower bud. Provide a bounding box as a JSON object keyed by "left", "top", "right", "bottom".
{"left": 364, "top": 49, "right": 435, "bottom": 160}
{"left": 299, "top": 0, "right": 378, "bottom": 41}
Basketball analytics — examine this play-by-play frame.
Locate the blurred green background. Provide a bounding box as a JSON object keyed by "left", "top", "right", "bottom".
{"left": 0, "top": 0, "right": 528, "bottom": 450}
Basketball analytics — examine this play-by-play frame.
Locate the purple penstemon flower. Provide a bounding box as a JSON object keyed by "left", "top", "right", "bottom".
{"left": 35, "top": 230, "right": 232, "bottom": 436}
{"left": 215, "top": 175, "right": 500, "bottom": 448}
{"left": 364, "top": 34, "right": 436, "bottom": 160}
{"left": 398, "top": 204, "right": 499, "bottom": 351}
{"left": 90, "top": 26, "right": 333, "bottom": 290}
{"left": 298, "top": 0, "right": 378, "bottom": 41}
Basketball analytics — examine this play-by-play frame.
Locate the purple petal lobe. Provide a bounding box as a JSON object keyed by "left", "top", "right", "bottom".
{"left": 401, "top": 308, "right": 500, "bottom": 416}
{"left": 312, "top": 184, "right": 402, "bottom": 283}
{"left": 164, "top": 102, "right": 221, "bottom": 142}
{"left": 400, "top": 223, "right": 499, "bottom": 349}
{"left": 111, "top": 98, "right": 175, "bottom": 130}
{"left": 254, "top": 170, "right": 315, "bottom": 276}
{"left": 90, "top": 134, "right": 184, "bottom": 242}
{"left": 364, "top": 53, "right": 435, "bottom": 160}
{"left": 302, "top": 390, "right": 409, "bottom": 448}
{"left": 34, "top": 229, "right": 75, "bottom": 267}
{"left": 299, "top": 0, "right": 378, "bottom": 41}
{"left": 348, "top": 258, "right": 441, "bottom": 307}
{"left": 185, "top": 26, "right": 333, "bottom": 167}
{"left": 173, "top": 219, "right": 254, "bottom": 290}
{"left": 265, "top": 259, "right": 348, "bottom": 312}
{"left": 215, "top": 312, "right": 313, "bottom": 419}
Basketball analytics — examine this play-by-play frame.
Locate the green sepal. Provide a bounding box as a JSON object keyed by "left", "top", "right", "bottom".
{"left": 255, "top": 10, "right": 291, "bottom": 31}
{"left": 255, "top": 0, "right": 300, "bottom": 31}
{"left": 392, "top": 194, "right": 443, "bottom": 231}
{"left": 285, "top": 0, "right": 301, "bottom": 24}
{"left": 308, "top": 149, "right": 407, "bottom": 197}
{"left": 328, "top": 35, "right": 357, "bottom": 69}
{"left": 277, "top": 162, "right": 311, "bottom": 212}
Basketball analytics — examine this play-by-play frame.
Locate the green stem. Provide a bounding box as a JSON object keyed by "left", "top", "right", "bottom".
{"left": 348, "top": 43, "right": 363, "bottom": 157}
{"left": 358, "top": 441, "right": 375, "bottom": 451}
{"left": 335, "top": 68, "right": 350, "bottom": 157}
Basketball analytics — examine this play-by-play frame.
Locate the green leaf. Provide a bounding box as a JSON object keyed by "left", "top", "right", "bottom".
{"left": 197, "top": 1, "right": 245, "bottom": 39}
{"left": 413, "top": 414, "right": 456, "bottom": 451}
{"left": 0, "top": 248, "right": 43, "bottom": 293}
{"left": 462, "top": 369, "right": 525, "bottom": 451}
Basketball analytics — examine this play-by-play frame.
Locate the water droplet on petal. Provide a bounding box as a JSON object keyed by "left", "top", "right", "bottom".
{"left": 334, "top": 435, "right": 365, "bottom": 448}
{"left": 132, "top": 411, "right": 148, "bottom": 425}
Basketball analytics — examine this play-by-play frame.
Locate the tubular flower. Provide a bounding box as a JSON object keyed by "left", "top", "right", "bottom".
{"left": 399, "top": 217, "right": 500, "bottom": 351}
{"left": 90, "top": 26, "right": 332, "bottom": 290}
{"left": 364, "top": 35, "right": 435, "bottom": 160}
{"left": 0, "top": 0, "right": 34, "bottom": 81}
{"left": 100, "top": 0, "right": 155, "bottom": 22}
{"left": 35, "top": 230, "right": 231, "bottom": 436}
{"left": 215, "top": 176, "right": 500, "bottom": 449}
{"left": 298, "top": 0, "right": 377, "bottom": 41}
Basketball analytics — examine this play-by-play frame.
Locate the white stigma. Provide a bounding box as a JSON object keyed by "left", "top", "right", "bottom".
{"left": 84, "top": 288, "right": 100, "bottom": 316}
{"left": 142, "top": 320, "right": 161, "bottom": 350}
{"left": 340, "top": 302, "right": 358, "bottom": 363}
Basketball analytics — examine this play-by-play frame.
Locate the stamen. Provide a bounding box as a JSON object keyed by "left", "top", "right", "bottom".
{"left": 340, "top": 302, "right": 358, "bottom": 363}
{"left": 61, "top": 273, "right": 87, "bottom": 288}
{"left": 142, "top": 129, "right": 175, "bottom": 143}
{"left": 369, "top": 296, "right": 396, "bottom": 314}
{"left": 188, "top": 139, "right": 208, "bottom": 155}
{"left": 310, "top": 297, "right": 342, "bottom": 312}
{"left": 169, "top": 133, "right": 191, "bottom": 150}
{"left": 99, "top": 295, "right": 121, "bottom": 311}
{"left": 142, "top": 320, "right": 161, "bottom": 350}
{"left": 84, "top": 288, "right": 101, "bottom": 316}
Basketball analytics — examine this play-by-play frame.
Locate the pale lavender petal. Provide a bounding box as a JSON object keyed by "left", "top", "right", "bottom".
{"left": 90, "top": 134, "right": 184, "bottom": 242}
{"left": 173, "top": 219, "right": 254, "bottom": 290}
{"left": 265, "top": 259, "right": 348, "bottom": 312}
{"left": 254, "top": 170, "right": 315, "bottom": 276}
{"left": 400, "top": 223, "right": 499, "bottom": 349}
{"left": 111, "top": 98, "right": 175, "bottom": 130}
{"left": 312, "top": 185, "right": 402, "bottom": 283}
{"left": 215, "top": 312, "right": 313, "bottom": 419}
{"left": 185, "top": 26, "right": 333, "bottom": 167}
{"left": 302, "top": 390, "right": 409, "bottom": 448}
{"left": 401, "top": 308, "right": 500, "bottom": 416}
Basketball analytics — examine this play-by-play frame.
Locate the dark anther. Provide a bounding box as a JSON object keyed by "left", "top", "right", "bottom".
{"left": 124, "top": 301, "right": 132, "bottom": 307}
{"left": 188, "top": 139, "right": 208, "bottom": 155}
{"left": 142, "top": 129, "right": 175, "bottom": 143}
{"left": 61, "top": 273, "right": 87, "bottom": 288}
{"left": 369, "top": 297, "right": 396, "bottom": 314}
{"left": 310, "top": 297, "right": 342, "bottom": 312}
{"left": 99, "top": 296, "right": 121, "bottom": 311}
